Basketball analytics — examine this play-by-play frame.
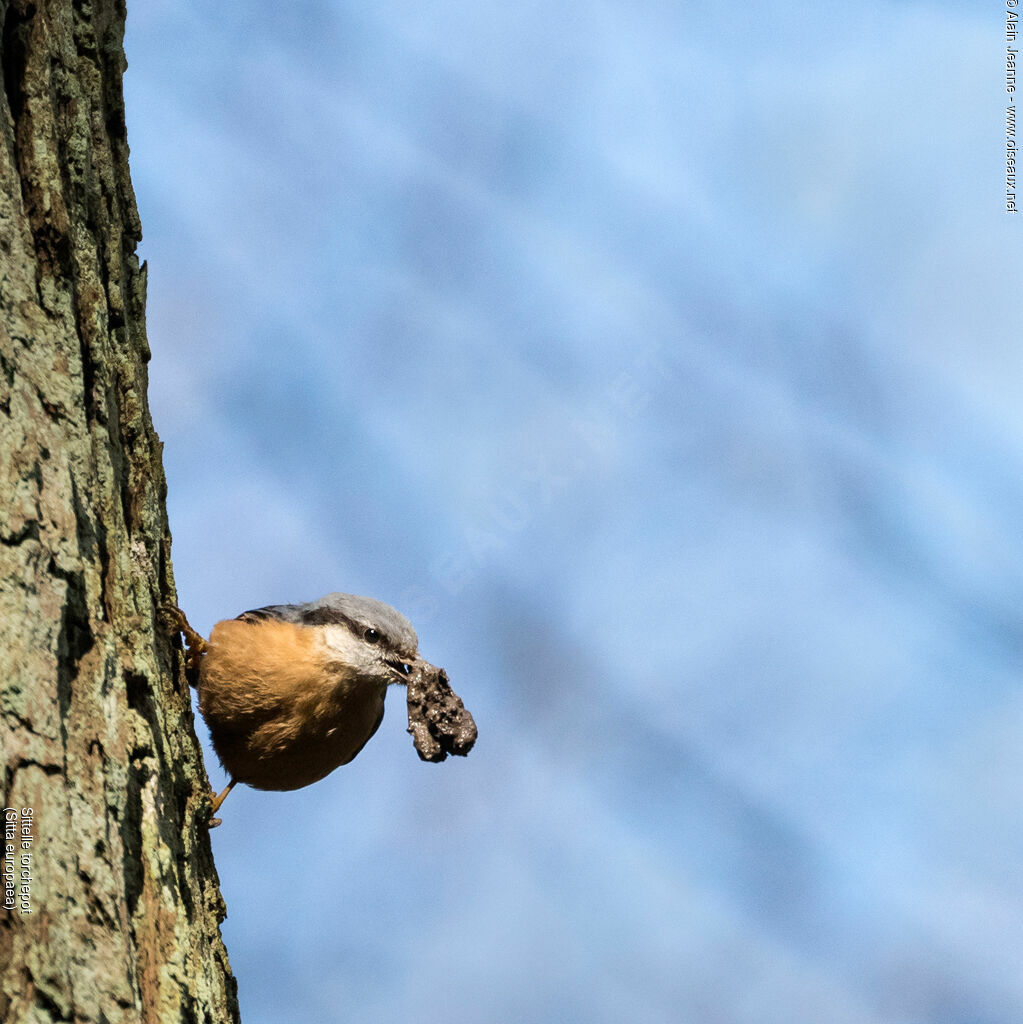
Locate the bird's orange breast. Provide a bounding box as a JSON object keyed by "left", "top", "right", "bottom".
{"left": 197, "top": 618, "right": 386, "bottom": 791}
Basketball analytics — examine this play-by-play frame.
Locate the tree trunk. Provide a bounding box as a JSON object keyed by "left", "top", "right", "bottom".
{"left": 0, "top": 1, "right": 240, "bottom": 1020}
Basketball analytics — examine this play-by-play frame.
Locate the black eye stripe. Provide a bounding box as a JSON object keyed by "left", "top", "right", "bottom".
{"left": 296, "top": 606, "right": 409, "bottom": 653}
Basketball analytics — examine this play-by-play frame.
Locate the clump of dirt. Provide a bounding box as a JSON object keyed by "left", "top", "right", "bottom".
{"left": 406, "top": 663, "right": 477, "bottom": 762}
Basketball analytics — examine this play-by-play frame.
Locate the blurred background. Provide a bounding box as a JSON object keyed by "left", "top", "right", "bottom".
{"left": 124, "top": 3, "right": 1022, "bottom": 1022}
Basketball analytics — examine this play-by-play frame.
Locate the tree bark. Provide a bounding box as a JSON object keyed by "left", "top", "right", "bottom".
{"left": 0, "top": 2, "right": 240, "bottom": 1021}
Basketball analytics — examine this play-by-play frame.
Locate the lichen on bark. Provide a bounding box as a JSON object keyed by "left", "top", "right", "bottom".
{"left": 0, "top": 2, "right": 239, "bottom": 1021}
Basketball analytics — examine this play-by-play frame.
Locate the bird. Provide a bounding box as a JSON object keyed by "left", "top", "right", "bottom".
{"left": 166, "top": 593, "right": 432, "bottom": 823}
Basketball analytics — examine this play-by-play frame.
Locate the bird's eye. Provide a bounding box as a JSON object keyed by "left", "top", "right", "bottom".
{"left": 363, "top": 628, "right": 380, "bottom": 644}
{"left": 400, "top": 663, "right": 412, "bottom": 676}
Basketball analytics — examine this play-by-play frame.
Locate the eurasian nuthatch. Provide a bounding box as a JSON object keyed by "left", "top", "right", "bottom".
{"left": 166, "top": 593, "right": 475, "bottom": 823}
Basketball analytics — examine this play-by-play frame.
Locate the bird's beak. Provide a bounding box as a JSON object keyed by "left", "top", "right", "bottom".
{"left": 385, "top": 656, "right": 417, "bottom": 681}
{"left": 387, "top": 655, "right": 438, "bottom": 683}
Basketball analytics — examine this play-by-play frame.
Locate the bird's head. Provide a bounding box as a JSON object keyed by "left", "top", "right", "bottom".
{"left": 302, "top": 592, "right": 427, "bottom": 686}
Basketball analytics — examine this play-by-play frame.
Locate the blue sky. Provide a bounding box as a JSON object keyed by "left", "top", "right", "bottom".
{"left": 124, "top": 3, "right": 1022, "bottom": 1022}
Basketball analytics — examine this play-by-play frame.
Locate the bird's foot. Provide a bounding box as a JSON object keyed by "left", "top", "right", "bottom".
{"left": 161, "top": 604, "right": 208, "bottom": 684}
{"left": 206, "top": 779, "right": 237, "bottom": 828}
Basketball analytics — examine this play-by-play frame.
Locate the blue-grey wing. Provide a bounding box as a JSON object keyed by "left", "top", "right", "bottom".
{"left": 235, "top": 596, "right": 356, "bottom": 628}
{"left": 235, "top": 603, "right": 307, "bottom": 624}
{"left": 236, "top": 593, "right": 399, "bottom": 636}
